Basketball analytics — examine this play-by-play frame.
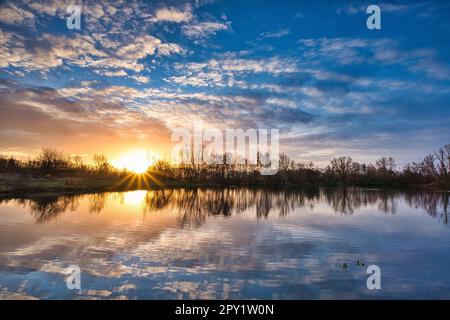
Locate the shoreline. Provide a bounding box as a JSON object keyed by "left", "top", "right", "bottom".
{"left": 0, "top": 174, "right": 447, "bottom": 199}
{"left": 0, "top": 174, "right": 203, "bottom": 196}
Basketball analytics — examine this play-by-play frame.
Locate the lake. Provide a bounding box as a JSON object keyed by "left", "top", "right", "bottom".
{"left": 0, "top": 187, "right": 449, "bottom": 299}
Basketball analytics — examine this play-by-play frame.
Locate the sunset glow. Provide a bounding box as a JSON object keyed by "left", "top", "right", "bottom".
{"left": 111, "top": 150, "right": 155, "bottom": 174}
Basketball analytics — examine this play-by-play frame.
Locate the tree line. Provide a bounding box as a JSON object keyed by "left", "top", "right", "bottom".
{"left": 1, "top": 144, "right": 449, "bottom": 189}
{"left": 0, "top": 148, "right": 120, "bottom": 176}
{"left": 152, "top": 143, "right": 450, "bottom": 189}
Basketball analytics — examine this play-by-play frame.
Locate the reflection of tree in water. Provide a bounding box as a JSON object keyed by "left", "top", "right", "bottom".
{"left": 324, "top": 188, "right": 354, "bottom": 214}
{"left": 377, "top": 190, "right": 398, "bottom": 215}
{"left": 88, "top": 193, "right": 106, "bottom": 214}
{"left": 404, "top": 191, "right": 449, "bottom": 225}
{"left": 151, "top": 189, "right": 237, "bottom": 228}
{"left": 4, "top": 188, "right": 449, "bottom": 227}
{"left": 323, "top": 188, "right": 402, "bottom": 214}
{"left": 27, "top": 195, "right": 79, "bottom": 223}
{"left": 255, "top": 189, "right": 272, "bottom": 218}
{"left": 168, "top": 188, "right": 321, "bottom": 227}
{"left": 324, "top": 188, "right": 399, "bottom": 215}
{"left": 177, "top": 189, "right": 210, "bottom": 228}
{"left": 143, "top": 189, "right": 174, "bottom": 214}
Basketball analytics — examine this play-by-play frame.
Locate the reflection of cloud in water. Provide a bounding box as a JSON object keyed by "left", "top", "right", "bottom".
{"left": 0, "top": 188, "right": 450, "bottom": 299}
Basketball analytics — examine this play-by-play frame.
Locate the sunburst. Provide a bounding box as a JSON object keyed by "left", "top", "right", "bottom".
{"left": 112, "top": 150, "right": 154, "bottom": 174}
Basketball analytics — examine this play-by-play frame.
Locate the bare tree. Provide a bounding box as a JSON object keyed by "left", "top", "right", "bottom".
{"left": 37, "top": 148, "right": 69, "bottom": 173}
{"left": 279, "top": 153, "right": 291, "bottom": 185}
{"left": 435, "top": 145, "right": 450, "bottom": 180}
{"left": 422, "top": 154, "right": 438, "bottom": 181}
{"left": 376, "top": 157, "right": 396, "bottom": 172}
{"left": 330, "top": 157, "right": 354, "bottom": 185}
{"left": 93, "top": 154, "right": 112, "bottom": 174}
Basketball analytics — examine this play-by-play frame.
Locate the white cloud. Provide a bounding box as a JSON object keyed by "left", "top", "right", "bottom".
{"left": 182, "top": 21, "right": 230, "bottom": 39}
{"left": 132, "top": 75, "right": 150, "bottom": 83}
{"left": 218, "top": 58, "right": 299, "bottom": 74}
{"left": 260, "top": 28, "right": 290, "bottom": 39}
{"left": 99, "top": 70, "right": 128, "bottom": 77}
{"left": 154, "top": 6, "right": 193, "bottom": 23}
{"left": 157, "top": 43, "right": 184, "bottom": 56}
{"left": 165, "top": 57, "right": 299, "bottom": 88}
{"left": 0, "top": 28, "right": 182, "bottom": 75}
{"left": 116, "top": 35, "right": 161, "bottom": 60}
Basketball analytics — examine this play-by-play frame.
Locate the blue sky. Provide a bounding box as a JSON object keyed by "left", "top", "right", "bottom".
{"left": 1, "top": 0, "right": 450, "bottom": 166}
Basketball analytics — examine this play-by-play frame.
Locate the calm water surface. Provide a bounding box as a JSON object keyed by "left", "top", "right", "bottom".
{"left": 0, "top": 187, "right": 449, "bottom": 299}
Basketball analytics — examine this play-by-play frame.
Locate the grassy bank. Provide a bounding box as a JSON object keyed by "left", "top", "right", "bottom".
{"left": 2, "top": 173, "right": 447, "bottom": 199}
{"left": 0, "top": 173, "right": 203, "bottom": 196}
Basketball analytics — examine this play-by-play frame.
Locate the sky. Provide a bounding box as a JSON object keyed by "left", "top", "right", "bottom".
{"left": 0, "top": 0, "right": 450, "bottom": 166}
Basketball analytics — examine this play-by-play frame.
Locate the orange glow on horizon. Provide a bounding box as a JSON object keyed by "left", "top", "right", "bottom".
{"left": 111, "top": 150, "right": 157, "bottom": 174}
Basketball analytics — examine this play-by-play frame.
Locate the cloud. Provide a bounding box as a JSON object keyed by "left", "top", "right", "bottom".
{"left": 298, "top": 37, "right": 450, "bottom": 80}
{"left": 28, "top": 0, "right": 78, "bottom": 17}
{"left": 0, "top": 80, "right": 172, "bottom": 157}
{"left": 164, "top": 56, "right": 300, "bottom": 90}
{"left": 131, "top": 75, "right": 150, "bottom": 84}
{"left": 0, "top": 0, "right": 191, "bottom": 87}
{"left": 156, "top": 43, "right": 184, "bottom": 56}
{"left": 116, "top": 35, "right": 161, "bottom": 59}
{"left": 154, "top": 6, "right": 193, "bottom": 23}
{"left": 260, "top": 28, "right": 290, "bottom": 39}
{"left": 0, "top": 3, "right": 34, "bottom": 25}
{"left": 0, "top": 28, "right": 182, "bottom": 76}
{"left": 51, "top": 76, "right": 314, "bottom": 131}
{"left": 98, "top": 70, "right": 128, "bottom": 77}
{"left": 182, "top": 21, "right": 230, "bottom": 39}
{"left": 299, "top": 37, "right": 370, "bottom": 65}
{"left": 337, "top": 2, "right": 415, "bottom": 15}
{"left": 409, "top": 60, "right": 450, "bottom": 80}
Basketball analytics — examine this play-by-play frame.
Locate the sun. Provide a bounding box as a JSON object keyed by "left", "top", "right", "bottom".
{"left": 112, "top": 150, "right": 155, "bottom": 174}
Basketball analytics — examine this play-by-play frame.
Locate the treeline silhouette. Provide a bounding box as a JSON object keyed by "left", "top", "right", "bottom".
{"left": 1, "top": 144, "right": 449, "bottom": 189}
{"left": 1, "top": 187, "right": 448, "bottom": 227}
{"left": 0, "top": 148, "right": 122, "bottom": 177}
{"left": 151, "top": 143, "right": 450, "bottom": 189}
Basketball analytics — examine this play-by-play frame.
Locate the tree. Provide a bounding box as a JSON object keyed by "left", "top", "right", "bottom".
{"left": 376, "top": 157, "right": 396, "bottom": 173}
{"left": 435, "top": 145, "right": 450, "bottom": 186}
{"left": 330, "top": 157, "right": 354, "bottom": 185}
{"left": 278, "top": 153, "right": 292, "bottom": 185}
{"left": 37, "top": 148, "right": 69, "bottom": 173}
{"left": 422, "top": 154, "right": 438, "bottom": 181}
{"left": 71, "top": 155, "right": 85, "bottom": 171}
{"left": 93, "top": 154, "right": 112, "bottom": 174}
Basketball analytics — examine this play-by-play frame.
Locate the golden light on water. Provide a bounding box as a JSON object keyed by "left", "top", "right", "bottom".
{"left": 111, "top": 150, "right": 155, "bottom": 174}
{"left": 123, "top": 190, "right": 148, "bottom": 206}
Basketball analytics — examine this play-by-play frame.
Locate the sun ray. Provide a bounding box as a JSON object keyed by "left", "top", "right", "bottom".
{"left": 143, "top": 172, "right": 165, "bottom": 187}
{"left": 126, "top": 174, "right": 138, "bottom": 189}
{"left": 110, "top": 172, "right": 135, "bottom": 189}
{"left": 140, "top": 173, "right": 151, "bottom": 189}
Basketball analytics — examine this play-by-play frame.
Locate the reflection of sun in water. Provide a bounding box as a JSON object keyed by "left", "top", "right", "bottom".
{"left": 112, "top": 150, "right": 154, "bottom": 174}
{"left": 123, "top": 190, "right": 147, "bottom": 206}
